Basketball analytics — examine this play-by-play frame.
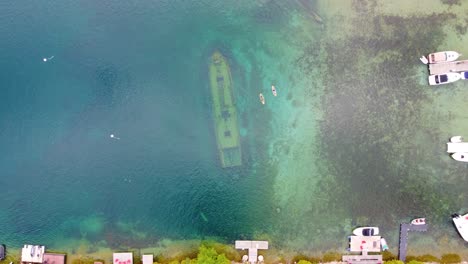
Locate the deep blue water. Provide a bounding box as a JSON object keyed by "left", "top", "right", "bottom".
{"left": 0, "top": 0, "right": 287, "bottom": 247}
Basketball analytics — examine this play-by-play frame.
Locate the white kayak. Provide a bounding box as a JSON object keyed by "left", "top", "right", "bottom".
{"left": 271, "top": 85, "right": 277, "bottom": 96}
{"left": 259, "top": 93, "right": 265, "bottom": 105}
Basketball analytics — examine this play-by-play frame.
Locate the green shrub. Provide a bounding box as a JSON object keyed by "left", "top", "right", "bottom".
{"left": 382, "top": 251, "right": 397, "bottom": 261}
{"left": 197, "top": 245, "right": 229, "bottom": 264}
{"left": 72, "top": 257, "right": 96, "bottom": 264}
{"left": 311, "top": 257, "right": 322, "bottom": 263}
{"left": 297, "top": 260, "right": 312, "bottom": 264}
{"left": 291, "top": 254, "right": 310, "bottom": 263}
{"left": 406, "top": 260, "right": 424, "bottom": 264}
{"left": 383, "top": 260, "right": 403, "bottom": 264}
{"left": 440, "top": 253, "right": 461, "bottom": 264}
{"left": 322, "top": 252, "right": 341, "bottom": 262}
{"left": 415, "top": 254, "right": 440, "bottom": 263}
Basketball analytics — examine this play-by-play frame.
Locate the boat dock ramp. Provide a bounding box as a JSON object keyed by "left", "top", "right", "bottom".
{"left": 429, "top": 60, "right": 468, "bottom": 75}
{"left": 398, "top": 223, "right": 428, "bottom": 262}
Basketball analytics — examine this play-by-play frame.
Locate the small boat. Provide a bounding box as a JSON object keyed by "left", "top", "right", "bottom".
{"left": 271, "top": 85, "right": 277, "bottom": 96}
{"left": 420, "top": 51, "right": 461, "bottom": 64}
{"left": 411, "top": 218, "right": 426, "bottom": 225}
{"left": 451, "top": 136, "right": 463, "bottom": 143}
{"left": 352, "top": 226, "right": 379, "bottom": 236}
{"left": 259, "top": 93, "right": 265, "bottom": 105}
{"left": 419, "top": 56, "right": 429, "bottom": 64}
{"left": 380, "top": 238, "right": 389, "bottom": 251}
{"left": 451, "top": 152, "right": 468, "bottom": 162}
{"left": 460, "top": 71, "right": 468, "bottom": 79}
{"left": 447, "top": 136, "right": 468, "bottom": 162}
{"left": 452, "top": 213, "right": 468, "bottom": 242}
{"left": 428, "top": 72, "right": 461, "bottom": 85}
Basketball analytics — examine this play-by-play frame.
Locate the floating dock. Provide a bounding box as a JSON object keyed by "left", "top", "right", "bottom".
{"left": 429, "top": 60, "right": 468, "bottom": 75}
{"left": 209, "top": 51, "right": 242, "bottom": 168}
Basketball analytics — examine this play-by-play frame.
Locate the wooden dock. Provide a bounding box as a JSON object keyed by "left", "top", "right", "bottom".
{"left": 429, "top": 60, "right": 468, "bottom": 75}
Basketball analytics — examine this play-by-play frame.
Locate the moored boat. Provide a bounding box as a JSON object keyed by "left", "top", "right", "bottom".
{"left": 451, "top": 153, "right": 468, "bottom": 162}
{"left": 421, "top": 51, "right": 461, "bottom": 64}
{"left": 452, "top": 213, "right": 468, "bottom": 242}
{"left": 447, "top": 136, "right": 468, "bottom": 162}
{"left": 352, "top": 227, "right": 379, "bottom": 236}
{"left": 428, "top": 72, "right": 461, "bottom": 85}
{"left": 460, "top": 71, "right": 468, "bottom": 79}
{"left": 259, "top": 93, "right": 265, "bottom": 105}
{"left": 411, "top": 218, "right": 426, "bottom": 225}
{"left": 271, "top": 85, "right": 277, "bottom": 96}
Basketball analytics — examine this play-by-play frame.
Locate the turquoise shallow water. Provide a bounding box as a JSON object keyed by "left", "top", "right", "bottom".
{"left": 2, "top": 0, "right": 468, "bottom": 258}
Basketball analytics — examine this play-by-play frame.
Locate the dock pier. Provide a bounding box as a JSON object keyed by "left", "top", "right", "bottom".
{"left": 398, "top": 223, "right": 428, "bottom": 262}
{"left": 429, "top": 60, "right": 468, "bottom": 75}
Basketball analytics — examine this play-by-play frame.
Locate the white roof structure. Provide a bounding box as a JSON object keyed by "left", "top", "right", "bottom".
{"left": 142, "top": 255, "right": 153, "bottom": 264}
{"left": 349, "top": 236, "right": 381, "bottom": 252}
{"left": 113, "top": 253, "right": 133, "bottom": 264}
{"left": 21, "top": 245, "right": 45, "bottom": 263}
{"left": 235, "top": 240, "right": 268, "bottom": 264}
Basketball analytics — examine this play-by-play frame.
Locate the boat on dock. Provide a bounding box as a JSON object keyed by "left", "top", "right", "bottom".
{"left": 452, "top": 213, "right": 468, "bottom": 242}
{"left": 271, "top": 85, "right": 277, "bottom": 96}
{"left": 259, "top": 93, "right": 265, "bottom": 104}
{"left": 209, "top": 51, "right": 242, "bottom": 168}
{"left": 420, "top": 51, "right": 461, "bottom": 64}
{"left": 428, "top": 72, "right": 461, "bottom": 85}
{"left": 460, "top": 71, "right": 468, "bottom": 79}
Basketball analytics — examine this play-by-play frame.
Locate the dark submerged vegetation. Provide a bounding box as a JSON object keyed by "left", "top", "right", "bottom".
{"left": 296, "top": 0, "right": 459, "bottom": 228}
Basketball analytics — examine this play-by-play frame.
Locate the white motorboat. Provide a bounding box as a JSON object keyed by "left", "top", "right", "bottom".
{"left": 451, "top": 153, "right": 468, "bottom": 162}
{"left": 447, "top": 136, "right": 468, "bottom": 162}
{"left": 452, "top": 213, "right": 468, "bottom": 242}
{"left": 428, "top": 72, "right": 461, "bottom": 85}
{"left": 259, "top": 93, "right": 265, "bottom": 105}
{"left": 420, "top": 51, "right": 461, "bottom": 64}
{"left": 411, "top": 218, "right": 426, "bottom": 225}
{"left": 271, "top": 85, "right": 277, "bottom": 96}
{"left": 352, "top": 226, "right": 379, "bottom": 236}
{"left": 460, "top": 71, "right": 468, "bottom": 80}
